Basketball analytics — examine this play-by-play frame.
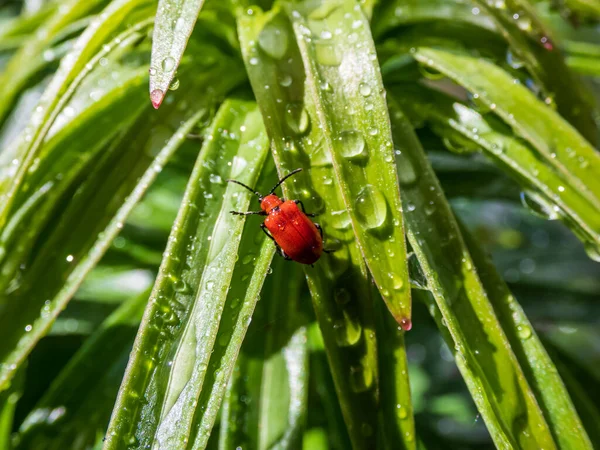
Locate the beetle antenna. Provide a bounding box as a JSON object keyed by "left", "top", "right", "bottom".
{"left": 227, "top": 179, "right": 262, "bottom": 198}
{"left": 269, "top": 168, "right": 303, "bottom": 195}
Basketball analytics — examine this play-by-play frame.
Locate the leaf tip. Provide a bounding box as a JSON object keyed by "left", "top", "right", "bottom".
{"left": 150, "top": 89, "right": 165, "bottom": 109}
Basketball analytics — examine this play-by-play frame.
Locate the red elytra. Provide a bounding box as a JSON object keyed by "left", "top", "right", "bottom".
{"left": 228, "top": 169, "right": 328, "bottom": 265}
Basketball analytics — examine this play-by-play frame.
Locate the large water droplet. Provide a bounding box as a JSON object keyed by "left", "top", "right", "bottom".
{"left": 330, "top": 209, "right": 352, "bottom": 230}
{"left": 285, "top": 103, "right": 310, "bottom": 134}
{"left": 168, "top": 77, "right": 180, "bottom": 91}
{"left": 315, "top": 41, "right": 341, "bottom": 66}
{"left": 338, "top": 130, "right": 367, "bottom": 160}
{"left": 359, "top": 82, "right": 372, "bottom": 96}
{"left": 355, "top": 185, "right": 387, "bottom": 229}
{"left": 161, "top": 57, "right": 176, "bottom": 72}
{"left": 517, "top": 325, "right": 532, "bottom": 340}
{"left": 349, "top": 364, "right": 373, "bottom": 392}
{"left": 258, "top": 20, "right": 289, "bottom": 59}
{"left": 520, "top": 191, "right": 561, "bottom": 220}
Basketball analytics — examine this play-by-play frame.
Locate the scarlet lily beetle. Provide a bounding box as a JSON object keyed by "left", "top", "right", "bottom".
{"left": 228, "top": 168, "right": 330, "bottom": 265}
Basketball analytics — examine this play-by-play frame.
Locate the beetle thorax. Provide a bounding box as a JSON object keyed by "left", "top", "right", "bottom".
{"left": 260, "top": 194, "right": 283, "bottom": 213}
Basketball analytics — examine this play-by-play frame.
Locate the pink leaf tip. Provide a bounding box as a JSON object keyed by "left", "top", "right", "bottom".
{"left": 400, "top": 317, "right": 412, "bottom": 331}
{"left": 150, "top": 89, "right": 165, "bottom": 109}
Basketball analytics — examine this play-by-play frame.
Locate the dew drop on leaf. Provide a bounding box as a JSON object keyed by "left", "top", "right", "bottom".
{"left": 258, "top": 20, "right": 289, "bottom": 59}
{"left": 338, "top": 130, "right": 367, "bottom": 160}
{"left": 161, "top": 57, "right": 176, "bottom": 72}
{"left": 520, "top": 191, "right": 561, "bottom": 220}
{"left": 517, "top": 325, "right": 532, "bottom": 340}
{"left": 314, "top": 41, "right": 341, "bottom": 66}
{"left": 355, "top": 185, "right": 387, "bottom": 229}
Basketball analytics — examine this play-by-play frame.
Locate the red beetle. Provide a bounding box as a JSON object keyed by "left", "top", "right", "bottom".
{"left": 228, "top": 168, "right": 330, "bottom": 265}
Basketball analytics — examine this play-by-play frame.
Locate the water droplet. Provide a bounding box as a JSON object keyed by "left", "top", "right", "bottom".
{"left": 338, "top": 130, "right": 367, "bottom": 160}
{"left": 396, "top": 404, "right": 408, "bottom": 419}
{"left": 173, "top": 279, "right": 190, "bottom": 294}
{"left": 359, "top": 82, "right": 371, "bottom": 96}
{"left": 520, "top": 191, "right": 560, "bottom": 220}
{"left": 517, "top": 325, "right": 532, "bottom": 340}
{"left": 392, "top": 274, "right": 405, "bottom": 291}
{"left": 168, "top": 77, "right": 180, "bottom": 91}
{"left": 354, "top": 185, "right": 388, "bottom": 229}
{"left": 279, "top": 74, "right": 293, "bottom": 87}
{"left": 349, "top": 364, "right": 373, "bottom": 392}
{"left": 25, "top": 324, "right": 32, "bottom": 332}
{"left": 249, "top": 57, "right": 259, "bottom": 65}
{"left": 330, "top": 209, "right": 352, "bottom": 230}
{"left": 285, "top": 103, "right": 310, "bottom": 134}
{"left": 65, "top": 255, "right": 74, "bottom": 262}
{"left": 258, "top": 20, "right": 289, "bottom": 59}
{"left": 315, "top": 41, "right": 341, "bottom": 66}
{"left": 334, "top": 288, "right": 351, "bottom": 305}
{"left": 161, "top": 57, "right": 176, "bottom": 72}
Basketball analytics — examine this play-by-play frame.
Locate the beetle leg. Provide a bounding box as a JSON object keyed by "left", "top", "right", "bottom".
{"left": 231, "top": 210, "right": 267, "bottom": 216}
{"left": 315, "top": 223, "right": 335, "bottom": 254}
{"left": 260, "top": 223, "right": 275, "bottom": 241}
{"left": 294, "top": 200, "right": 318, "bottom": 217}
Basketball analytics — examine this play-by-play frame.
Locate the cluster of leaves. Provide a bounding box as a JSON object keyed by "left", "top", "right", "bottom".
{"left": 0, "top": 0, "right": 599, "bottom": 449}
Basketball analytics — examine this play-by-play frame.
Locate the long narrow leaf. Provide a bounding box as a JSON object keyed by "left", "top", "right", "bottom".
{"left": 391, "top": 84, "right": 600, "bottom": 263}
{"left": 462, "top": 222, "right": 593, "bottom": 449}
{"left": 149, "top": 0, "right": 206, "bottom": 108}
{"left": 470, "top": 0, "right": 597, "bottom": 144}
{"left": 387, "top": 98, "right": 559, "bottom": 449}
{"left": 413, "top": 47, "right": 600, "bottom": 258}
{"left": 16, "top": 288, "right": 150, "bottom": 450}
{"left": 104, "top": 99, "right": 273, "bottom": 449}
{"left": 219, "top": 258, "right": 309, "bottom": 450}
{"left": 238, "top": 8, "right": 382, "bottom": 449}
{"left": 287, "top": 0, "right": 411, "bottom": 328}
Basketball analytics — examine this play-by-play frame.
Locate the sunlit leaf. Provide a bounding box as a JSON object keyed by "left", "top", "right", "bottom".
{"left": 104, "top": 99, "right": 274, "bottom": 449}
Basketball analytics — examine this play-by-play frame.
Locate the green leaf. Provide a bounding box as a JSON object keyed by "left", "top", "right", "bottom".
{"left": 15, "top": 288, "right": 149, "bottom": 450}
{"left": 0, "top": 0, "right": 156, "bottom": 229}
{"left": 462, "top": 223, "right": 593, "bottom": 449}
{"left": 470, "top": 0, "right": 598, "bottom": 144}
{"left": 0, "top": 0, "right": 109, "bottom": 124}
{"left": 372, "top": 0, "right": 497, "bottom": 38}
{"left": 286, "top": 0, "right": 411, "bottom": 328}
{"left": 387, "top": 98, "right": 558, "bottom": 448}
{"left": 391, "top": 83, "right": 600, "bottom": 264}
{"left": 219, "top": 258, "right": 309, "bottom": 450}
{"left": 238, "top": 8, "right": 381, "bottom": 449}
{"left": 0, "top": 367, "right": 23, "bottom": 450}
{"left": 104, "top": 99, "right": 274, "bottom": 449}
{"left": 0, "top": 103, "right": 208, "bottom": 390}
{"left": 374, "top": 293, "right": 415, "bottom": 450}
{"left": 149, "top": 0, "right": 207, "bottom": 108}
{"left": 412, "top": 47, "right": 600, "bottom": 258}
